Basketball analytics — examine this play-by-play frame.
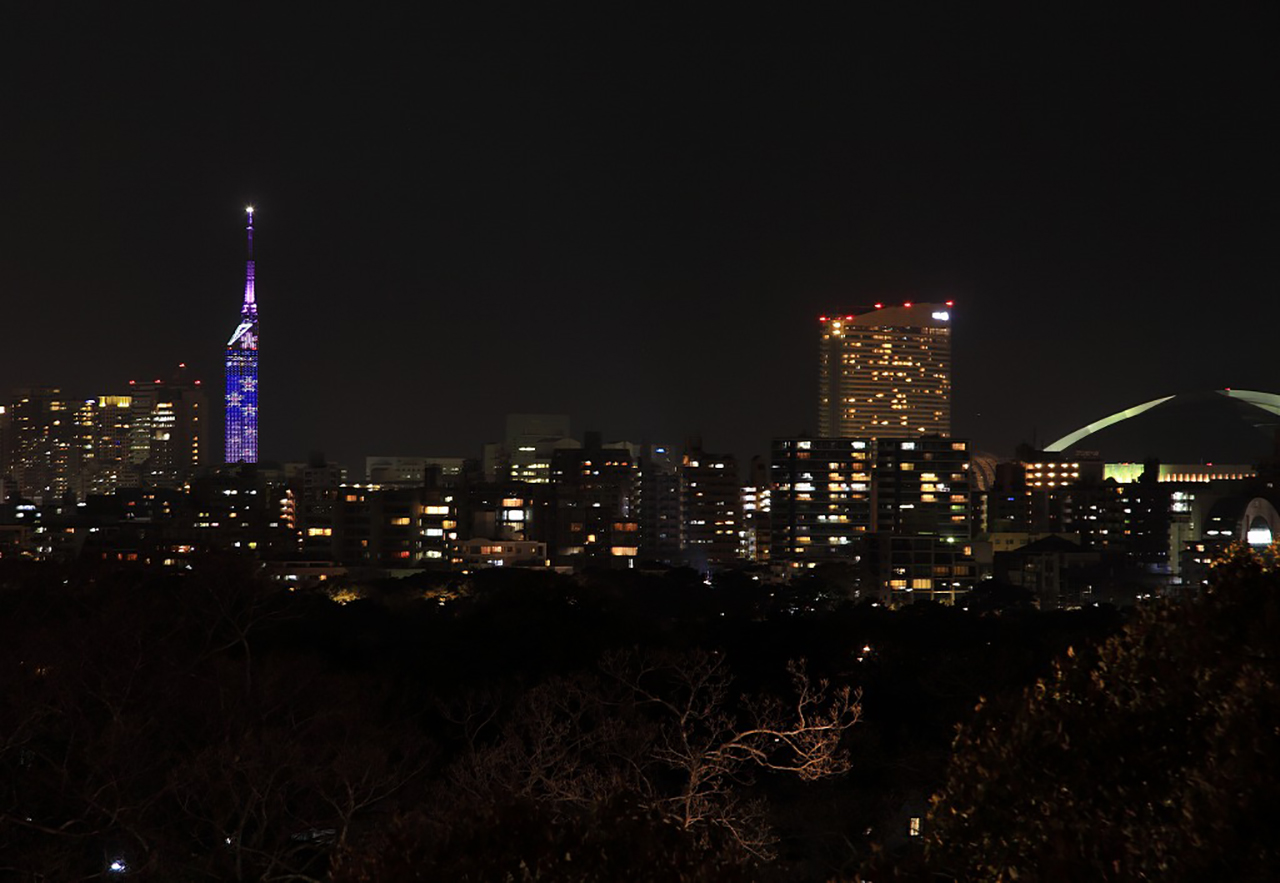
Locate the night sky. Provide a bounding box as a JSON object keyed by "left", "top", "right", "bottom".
{"left": 2, "top": 4, "right": 1274, "bottom": 469}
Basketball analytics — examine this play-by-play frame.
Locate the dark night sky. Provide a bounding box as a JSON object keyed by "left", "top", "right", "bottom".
{"left": 2, "top": 3, "right": 1275, "bottom": 469}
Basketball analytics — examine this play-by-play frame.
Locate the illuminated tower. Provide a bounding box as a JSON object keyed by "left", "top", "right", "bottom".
{"left": 818, "top": 302, "right": 952, "bottom": 439}
{"left": 225, "top": 207, "right": 259, "bottom": 463}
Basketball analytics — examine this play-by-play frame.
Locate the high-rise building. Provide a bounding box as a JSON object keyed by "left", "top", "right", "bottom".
{"left": 818, "top": 303, "right": 952, "bottom": 439}
{"left": 0, "top": 404, "right": 10, "bottom": 501}
{"left": 866, "top": 436, "right": 975, "bottom": 604}
{"left": 680, "top": 440, "right": 741, "bottom": 572}
{"left": 872, "top": 436, "right": 973, "bottom": 541}
{"left": 638, "top": 444, "right": 682, "bottom": 565}
{"left": 482, "top": 414, "right": 576, "bottom": 483}
{"left": 88, "top": 395, "right": 133, "bottom": 494}
{"left": 225, "top": 207, "right": 259, "bottom": 463}
{"left": 128, "top": 365, "right": 208, "bottom": 488}
{"left": 3, "top": 389, "right": 94, "bottom": 502}
{"left": 548, "top": 432, "right": 640, "bottom": 567}
{"left": 740, "top": 455, "right": 771, "bottom": 563}
{"left": 315, "top": 484, "right": 454, "bottom": 569}
{"left": 366, "top": 456, "right": 467, "bottom": 487}
{"left": 3, "top": 371, "right": 207, "bottom": 500}
{"left": 770, "top": 437, "right": 872, "bottom": 566}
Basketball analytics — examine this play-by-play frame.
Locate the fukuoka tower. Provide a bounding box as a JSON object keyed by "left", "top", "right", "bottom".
{"left": 225, "top": 206, "right": 259, "bottom": 463}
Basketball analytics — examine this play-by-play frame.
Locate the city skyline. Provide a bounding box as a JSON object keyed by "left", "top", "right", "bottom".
{"left": 2, "top": 5, "right": 1274, "bottom": 470}
{"left": 4, "top": 6, "right": 1276, "bottom": 875}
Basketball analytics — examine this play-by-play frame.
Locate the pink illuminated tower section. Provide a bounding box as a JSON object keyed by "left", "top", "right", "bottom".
{"left": 224, "top": 206, "right": 259, "bottom": 463}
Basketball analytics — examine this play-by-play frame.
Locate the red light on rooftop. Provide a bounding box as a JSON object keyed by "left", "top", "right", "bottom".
{"left": 946, "top": 300, "right": 955, "bottom": 307}
{"left": 819, "top": 315, "right": 828, "bottom": 322}
{"left": 129, "top": 380, "right": 136, "bottom": 385}
{"left": 903, "top": 301, "right": 913, "bottom": 308}
{"left": 178, "top": 362, "right": 186, "bottom": 368}
{"left": 874, "top": 302, "right": 883, "bottom": 309}
{"left": 845, "top": 315, "right": 854, "bottom": 320}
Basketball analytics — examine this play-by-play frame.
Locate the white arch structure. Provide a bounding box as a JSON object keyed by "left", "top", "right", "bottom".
{"left": 1045, "top": 389, "right": 1280, "bottom": 453}
{"left": 1241, "top": 497, "right": 1280, "bottom": 546}
{"left": 1045, "top": 395, "right": 1175, "bottom": 452}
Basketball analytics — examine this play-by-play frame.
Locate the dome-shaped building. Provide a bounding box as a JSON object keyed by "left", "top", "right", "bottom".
{"left": 1046, "top": 389, "right": 1280, "bottom": 464}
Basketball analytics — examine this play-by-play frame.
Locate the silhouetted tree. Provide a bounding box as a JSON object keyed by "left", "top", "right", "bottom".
{"left": 0, "top": 564, "right": 430, "bottom": 881}
{"left": 434, "top": 649, "right": 860, "bottom": 867}
{"left": 605, "top": 650, "right": 861, "bottom": 860}
{"left": 920, "top": 544, "right": 1280, "bottom": 882}
{"left": 330, "top": 795, "right": 760, "bottom": 883}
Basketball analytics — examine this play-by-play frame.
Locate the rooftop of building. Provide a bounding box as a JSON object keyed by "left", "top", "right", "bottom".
{"left": 819, "top": 302, "right": 954, "bottom": 329}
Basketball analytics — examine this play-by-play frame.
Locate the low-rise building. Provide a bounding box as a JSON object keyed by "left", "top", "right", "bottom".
{"left": 457, "top": 538, "right": 548, "bottom": 569}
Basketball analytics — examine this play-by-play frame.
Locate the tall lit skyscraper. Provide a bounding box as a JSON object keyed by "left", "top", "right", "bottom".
{"left": 3, "top": 388, "right": 91, "bottom": 502}
{"left": 225, "top": 207, "right": 259, "bottom": 463}
{"left": 817, "top": 302, "right": 952, "bottom": 439}
{"left": 128, "top": 364, "right": 208, "bottom": 487}
{"left": 770, "top": 436, "right": 872, "bottom": 565}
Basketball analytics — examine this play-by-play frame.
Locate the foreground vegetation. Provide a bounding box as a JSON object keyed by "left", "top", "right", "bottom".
{"left": 4, "top": 554, "right": 1266, "bottom": 881}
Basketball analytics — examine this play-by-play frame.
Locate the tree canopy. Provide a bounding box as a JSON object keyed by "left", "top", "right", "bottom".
{"left": 921, "top": 545, "right": 1280, "bottom": 882}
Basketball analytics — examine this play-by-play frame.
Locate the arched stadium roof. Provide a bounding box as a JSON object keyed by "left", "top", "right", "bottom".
{"left": 1045, "top": 389, "right": 1280, "bottom": 454}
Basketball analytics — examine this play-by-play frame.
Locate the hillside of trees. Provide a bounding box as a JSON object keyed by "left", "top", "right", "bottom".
{"left": 3, "top": 553, "right": 1268, "bottom": 881}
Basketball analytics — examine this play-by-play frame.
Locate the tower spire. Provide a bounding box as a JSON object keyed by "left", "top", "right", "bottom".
{"left": 242, "top": 206, "right": 256, "bottom": 316}
{"left": 226, "top": 205, "right": 260, "bottom": 464}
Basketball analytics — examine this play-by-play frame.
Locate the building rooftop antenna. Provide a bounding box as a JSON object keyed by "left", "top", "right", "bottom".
{"left": 242, "top": 206, "right": 256, "bottom": 316}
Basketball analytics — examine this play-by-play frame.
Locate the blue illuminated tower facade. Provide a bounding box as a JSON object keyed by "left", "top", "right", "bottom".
{"left": 225, "top": 207, "right": 259, "bottom": 463}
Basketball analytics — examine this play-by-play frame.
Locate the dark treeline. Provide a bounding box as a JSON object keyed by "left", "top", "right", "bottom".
{"left": 11, "top": 555, "right": 1249, "bottom": 881}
